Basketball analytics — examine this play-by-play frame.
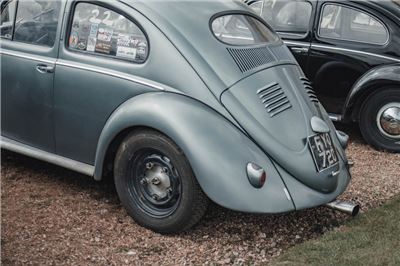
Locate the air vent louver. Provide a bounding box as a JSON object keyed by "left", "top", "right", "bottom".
{"left": 227, "top": 46, "right": 275, "bottom": 73}
{"left": 257, "top": 82, "right": 292, "bottom": 117}
{"left": 300, "top": 77, "right": 319, "bottom": 104}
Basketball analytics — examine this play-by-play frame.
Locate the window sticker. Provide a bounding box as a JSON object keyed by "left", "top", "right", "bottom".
{"left": 116, "top": 46, "right": 137, "bottom": 59}
{"left": 97, "top": 27, "right": 113, "bottom": 42}
{"left": 87, "top": 36, "right": 97, "bottom": 52}
{"left": 89, "top": 23, "right": 98, "bottom": 37}
{"left": 69, "top": 31, "right": 79, "bottom": 48}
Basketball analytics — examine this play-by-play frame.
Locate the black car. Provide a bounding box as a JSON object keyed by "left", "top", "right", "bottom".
{"left": 246, "top": 0, "right": 400, "bottom": 152}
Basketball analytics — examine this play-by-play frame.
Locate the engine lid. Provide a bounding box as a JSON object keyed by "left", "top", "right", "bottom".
{"left": 221, "top": 64, "right": 341, "bottom": 193}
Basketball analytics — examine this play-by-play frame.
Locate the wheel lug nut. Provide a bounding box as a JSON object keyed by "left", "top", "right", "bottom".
{"left": 140, "top": 178, "right": 148, "bottom": 185}
{"left": 162, "top": 168, "right": 168, "bottom": 174}
{"left": 146, "top": 162, "right": 153, "bottom": 169}
{"left": 152, "top": 194, "right": 159, "bottom": 200}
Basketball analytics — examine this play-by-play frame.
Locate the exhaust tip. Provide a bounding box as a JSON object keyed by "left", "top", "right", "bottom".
{"left": 325, "top": 200, "right": 360, "bottom": 216}
{"left": 351, "top": 204, "right": 360, "bottom": 216}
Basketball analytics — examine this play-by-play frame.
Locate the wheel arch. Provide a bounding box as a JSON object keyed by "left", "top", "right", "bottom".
{"left": 92, "top": 92, "right": 296, "bottom": 213}
{"left": 342, "top": 64, "right": 400, "bottom": 122}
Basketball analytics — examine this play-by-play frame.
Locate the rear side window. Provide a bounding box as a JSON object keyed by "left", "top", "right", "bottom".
{"left": 257, "top": 0, "right": 312, "bottom": 37}
{"left": 13, "top": 0, "right": 61, "bottom": 47}
{"left": 68, "top": 3, "right": 148, "bottom": 63}
{"left": 318, "top": 4, "right": 389, "bottom": 45}
{"left": 0, "top": 0, "right": 16, "bottom": 39}
{"left": 211, "top": 14, "right": 279, "bottom": 45}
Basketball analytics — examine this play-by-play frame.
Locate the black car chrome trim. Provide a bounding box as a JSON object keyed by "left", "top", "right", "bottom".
{"left": 56, "top": 60, "right": 166, "bottom": 91}
{"left": 0, "top": 136, "right": 95, "bottom": 176}
{"left": 0, "top": 49, "right": 56, "bottom": 64}
{"left": 311, "top": 44, "right": 400, "bottom": 63}
{"left": 284, "top": 41, "right": 400, "bottom": 63}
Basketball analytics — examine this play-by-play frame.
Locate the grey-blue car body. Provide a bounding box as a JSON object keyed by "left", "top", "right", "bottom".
{"left": 0, "top": 0, "right": 352, "bottom": 233}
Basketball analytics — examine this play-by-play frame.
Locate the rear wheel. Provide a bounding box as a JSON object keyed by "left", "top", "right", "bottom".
{"left": 359, "top": 88, "right": 400, "bottom": 152}
{"left": 114, "top": 129, "right": 208, "bottom": 233}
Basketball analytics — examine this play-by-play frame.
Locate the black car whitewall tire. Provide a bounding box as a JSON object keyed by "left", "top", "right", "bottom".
{"left": 114, "top": 129, "right": 208, "bottom": 234}
{"left": 359, "top": 88, "right": 400, "bottom": 152}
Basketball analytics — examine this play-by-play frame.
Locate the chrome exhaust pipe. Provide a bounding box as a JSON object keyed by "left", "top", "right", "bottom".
{"left": 325, "top": 200, "right": 360, "bottom": 216}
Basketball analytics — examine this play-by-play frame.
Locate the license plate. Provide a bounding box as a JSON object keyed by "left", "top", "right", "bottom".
{"left": 308, "top": 133, "right": 339, "bottom": 172}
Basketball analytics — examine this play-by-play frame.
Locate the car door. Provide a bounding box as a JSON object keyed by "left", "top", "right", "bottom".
{"left": 249, "top": 0, "right": 315, "bottom": 71}
{"left": 307, "top": 1, "right": 392, "bottom": 114}
{"left": 54, "top": 1, "right": 151, "bottom": 164}
{"left": 0, "top": 0, "right": 64, "bottom": 152}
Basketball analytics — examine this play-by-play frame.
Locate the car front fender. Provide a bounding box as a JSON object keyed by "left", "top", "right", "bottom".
{"left": 94, "top": 92, "right": 295, "bottom": 213}
{"left": 342, "top": 64, "right": 400, "bottom": 122}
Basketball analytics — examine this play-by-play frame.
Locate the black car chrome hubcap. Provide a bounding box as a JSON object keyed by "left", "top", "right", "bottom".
{"left": 129, "top": 150, "right": 181, "bottom": 217}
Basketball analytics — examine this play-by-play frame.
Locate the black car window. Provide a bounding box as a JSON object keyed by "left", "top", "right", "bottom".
{"left": 68, "top": 3, "right": 148, "bottom": 63}
{"left": 318, "top": 4, "right": 389, "bottom": 45}
{"left": 211, "top": 14, "right": 279, "bottom": 45}
{"left": 0, "top": 0, "right": 16, "bottom": 39}
{"left": 252, "top": 0, "right": 312, "bottom": 38}
{"left": 13, "top": 0, "right": 61, "bottom": 47}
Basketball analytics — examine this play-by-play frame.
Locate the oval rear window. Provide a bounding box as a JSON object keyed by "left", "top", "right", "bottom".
{"left": 211, "top": 14, "right": 279, "bottom": 45}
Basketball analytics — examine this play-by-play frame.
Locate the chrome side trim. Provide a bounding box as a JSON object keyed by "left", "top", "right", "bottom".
{"left": 56, "top": 60, "right": 166, "bottom": 91}
{"left": 283, "top": 41, "right": 400, "bottom": 63}
{"left": 311, "top": 44, "right": 400, "bottom": 63}
{"left": 0, "top": 49, "right": 56, "bottom": 64}
{"left": 0, "top": 136, "right": 95, "bottom": 176}
{"left": 283, "top": 40, "right": 310, "bottom": 48}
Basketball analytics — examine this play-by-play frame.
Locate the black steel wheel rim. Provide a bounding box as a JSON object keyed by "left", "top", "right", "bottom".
{"left": 128, "top": 149, "right": 182, "bottom": 218}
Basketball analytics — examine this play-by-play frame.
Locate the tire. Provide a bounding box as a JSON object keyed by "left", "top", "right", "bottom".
{"left": 359, "top": 88, "right": 400, "bottom": 152}
{"left": 114, "top": 129, "right": 208, "bottom": 234}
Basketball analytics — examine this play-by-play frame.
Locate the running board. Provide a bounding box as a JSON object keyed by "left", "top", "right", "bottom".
{"left": 0, "top": 136, "right": 94, "bottom": 176}
{"left": 328, "top": 113, "right": 342, "bottom": 122}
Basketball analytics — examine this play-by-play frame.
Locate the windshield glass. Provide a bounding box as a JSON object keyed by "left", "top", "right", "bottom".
{"left": 212, "top": 14, "right": 279, "bottom": 45}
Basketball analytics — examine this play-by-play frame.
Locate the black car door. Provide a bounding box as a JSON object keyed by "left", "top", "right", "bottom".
{"left": 307, "top": 1, "right": 392, "bottom": 114}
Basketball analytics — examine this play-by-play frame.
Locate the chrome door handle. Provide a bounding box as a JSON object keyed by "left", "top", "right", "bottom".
{"left": 36, "top": 64, "right": 54, "bottom": 74}
{"left": 290, "top": 47, "right": 309, "bottom": 54}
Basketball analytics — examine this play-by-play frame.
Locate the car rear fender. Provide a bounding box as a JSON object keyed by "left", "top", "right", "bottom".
{"left": 93, "top": 92, "right": 295, "bottom": 213}
{"left": 342, "top": 64, "right": 400, "bottom": 122}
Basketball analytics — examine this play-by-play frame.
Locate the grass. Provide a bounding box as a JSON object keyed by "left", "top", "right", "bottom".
{"left": 272, "top": 197, "right": 400, "bottom": 266}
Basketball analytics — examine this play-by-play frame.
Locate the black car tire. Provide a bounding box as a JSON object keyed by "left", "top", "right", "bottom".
{"left": 359, "top": 88, "right": 400, "bottom": 152}
{"left": 114, "top": 129, "right": 208, "bottom": 234}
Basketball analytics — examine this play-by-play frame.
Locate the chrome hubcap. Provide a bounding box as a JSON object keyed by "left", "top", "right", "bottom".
{"left": 377, "top": 103, "right": 400, "bottom": 139}
{"left": 141, "top": 161, "right": 172, "bottom": 201}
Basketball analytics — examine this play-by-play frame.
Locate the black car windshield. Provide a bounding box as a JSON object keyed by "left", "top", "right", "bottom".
{"left": 211, "top": 14, "right": 279, "bottom": 45}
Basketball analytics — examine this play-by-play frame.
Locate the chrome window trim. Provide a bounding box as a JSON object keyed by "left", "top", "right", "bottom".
{"left": 283, "top": 40, "right": 400, "bottom": 63}
{"left": 56, "top": 60, "right": 166, "bottom": 91}
{"left": 0, "top": 49, "right": 56, "bottom": 64}
{"left": 317, "top": 2, "right": 390, "bottom": 46}
{"left": 0, "top": 136, "right": 95, "bottom": 176}
{"left": 311, "top": 44, "right": 400, "bottom": 63}
{"left": 283, "top": 40, "right": 310, "bottom": 47}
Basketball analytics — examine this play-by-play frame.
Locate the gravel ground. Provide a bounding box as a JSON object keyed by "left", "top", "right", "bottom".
{"left": 1, "top": 125, "right": 400, "bottom": 265}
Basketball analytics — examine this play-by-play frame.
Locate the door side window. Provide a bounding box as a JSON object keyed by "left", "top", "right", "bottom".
{"left": 258, "top": 0, "right": 312, "bottom": 38}
{"left": 0, "top": 0, "right": 16, "bottom": 39}
{"left": 13, "top": 0, "right": 61, "bottom": 47}
{"left": 318, "top": 4, "right": 389, "bottom": 45}
{"left": 68, "top": 3, "right": 148, "bottom": 63}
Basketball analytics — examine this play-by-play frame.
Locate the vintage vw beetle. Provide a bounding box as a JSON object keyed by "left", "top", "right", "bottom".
{"left": 0, "top": 0, "right": 357, "bottom": 233}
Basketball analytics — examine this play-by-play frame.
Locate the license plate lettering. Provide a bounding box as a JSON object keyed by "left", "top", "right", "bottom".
{"left": 308, "top": 133, "right": 339, "bottom": 172}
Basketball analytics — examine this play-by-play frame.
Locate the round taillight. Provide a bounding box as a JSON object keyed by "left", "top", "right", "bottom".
{"left": 246, "top": 163, "right": 267, "bottom": 189}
